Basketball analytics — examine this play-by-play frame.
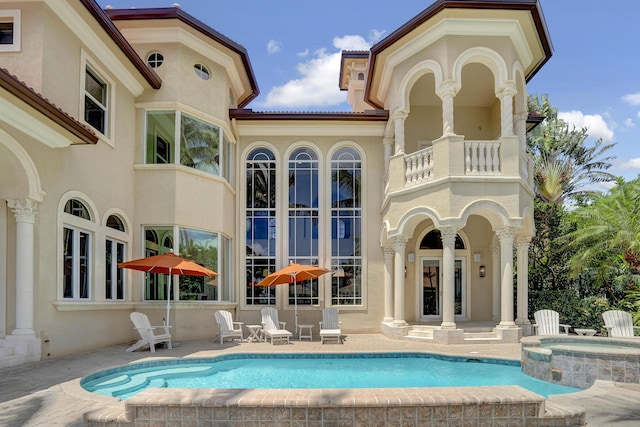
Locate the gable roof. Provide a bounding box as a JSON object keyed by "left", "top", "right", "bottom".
{"left": 104, "top": 5, "right": 259, "bottom": 108}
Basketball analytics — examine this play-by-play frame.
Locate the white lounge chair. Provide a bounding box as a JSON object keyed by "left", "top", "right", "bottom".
{"left": 214, "top": 310, "right": 244, "bottom": 344}
{"left": 319, "top": 307, "right": 342, "bottom": 344}
{"left": 533, "top": 309, "right": 571, "bottom": 335}
{"left": 261, "top": 307, "right": 292, "bottom": 344}
{"left": 126, "top": 312, "right": 172, "bottom": 353}
{"left": 602, "top": 310, "right": 640, "bottom": 337}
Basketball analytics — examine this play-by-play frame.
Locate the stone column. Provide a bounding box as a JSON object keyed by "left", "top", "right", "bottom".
{"left": 383, "top": 246, "right": 395, "bottom": 322}
{"left": 491, "top": 244, "right": 501, "bottom": 322}
{"left": 496, "top": 228, "right": 516, "bottom": 328}
{"left": 8, "top": 199, "right": 38, "bottom": 336}
{"left": 437, "top": 81, "right": 457, "bottom": 136}
{"left": 392, "top": 235, "right": 408, "bottom": 325}
{"left": 440, "top": 227, "right": 457, "bottom": 329}
{"left": 497, "top": 82, "right": 516, "bottom": 137}
{"left": 516, "top": 237, "right": 532, "bottom": 325}
{"left": 393, "top": 111, "right": 408, "bottom": 154}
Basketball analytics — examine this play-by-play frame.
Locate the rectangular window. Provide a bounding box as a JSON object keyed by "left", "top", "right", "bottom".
{"left": 146, "top": 111, "right": 175, "bottom": 164}
{"left": 180, "top": 113, "right": 220, "bottom": 174}
{"left": 84, "top": 67, "right": 108, "bottom": 134}
{"left": 63, "top": 226, "right": 91, "bottom": 300}
{"left": 105, "top": 239, "right": 125, "bottom": 300}
{"left": 0, "top": 10, "right": 20, "bottom": 52}
{"left": 178, "top": 227, "right": 218, "bottom": 301}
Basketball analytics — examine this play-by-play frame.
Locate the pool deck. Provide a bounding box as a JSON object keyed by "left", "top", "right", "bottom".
{"left": 0, "top": 334, "right": 639, "bottom": 426}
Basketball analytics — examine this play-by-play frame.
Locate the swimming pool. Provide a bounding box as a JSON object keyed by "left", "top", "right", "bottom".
{"left": 81, "top": 352, "right": 579, "bottom": 399}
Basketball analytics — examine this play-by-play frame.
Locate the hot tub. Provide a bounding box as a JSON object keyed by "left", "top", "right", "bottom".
{"left": 521, "top": 335, "right": 640, "bottom": 389}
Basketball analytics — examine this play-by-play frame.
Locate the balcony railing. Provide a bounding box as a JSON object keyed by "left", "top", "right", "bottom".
{"left": 405, "top": 146, "right": 434, "bottom": 187}
{"left": 465, "top": 140, "right": 501, "bottom": 175}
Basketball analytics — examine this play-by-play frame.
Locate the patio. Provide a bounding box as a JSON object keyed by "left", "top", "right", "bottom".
{"left": 0, "top": 334, "right": 638, "bottom": 426}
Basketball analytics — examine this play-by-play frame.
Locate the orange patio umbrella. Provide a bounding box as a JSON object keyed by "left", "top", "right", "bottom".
{"left": 256, "top": 262, "right": 331, "bottom": 329}
{"left": 118, "top": 252, "right": 218, "bottom": 328}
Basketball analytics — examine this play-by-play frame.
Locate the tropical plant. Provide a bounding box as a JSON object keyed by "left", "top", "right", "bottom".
{"left": 527, "top": 94, "right": 616, "bottom": 204}
{"left": 180, "top": 114, "right": 220, "bottom": 174}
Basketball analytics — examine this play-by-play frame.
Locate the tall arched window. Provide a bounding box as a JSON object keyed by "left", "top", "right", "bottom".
{"left": 330, "top": 147, "right": 362, "bottom": 305}
{"left": 63, "top": 198, "right": 92, "bottom": 299}
{"left": 288, "top": 147, "right": 319, "bottom": 306}
{"left": 105, "top": 214, "right": 126, "bottom": 300}
{"left": 245, "top": 148, "right": 277, "bottom": 305}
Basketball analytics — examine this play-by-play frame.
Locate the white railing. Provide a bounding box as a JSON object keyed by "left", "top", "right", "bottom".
{"left": 465, "top": 141, "right": 501, "bottom": 175}
{"left": 405, "top": 146, "right": 434, "bottom": 187}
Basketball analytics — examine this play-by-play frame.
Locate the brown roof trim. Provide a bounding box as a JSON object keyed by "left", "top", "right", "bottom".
{"left": 229, "top": 109, "right": 389, "bottom": 121}
{"left": 104, "top": 6, "right": 259, "bottom": 108}
{"left": 80, "top": 0, "right": 162, "bottom": 90}
{"left": 366, "top": 0, "right": 554, "bottom": 109}
{"left": 526, "top": 112, "right": 545, "bottom": 132}
{"left": 0, "top": 68, "right": 98, "bottom": 145}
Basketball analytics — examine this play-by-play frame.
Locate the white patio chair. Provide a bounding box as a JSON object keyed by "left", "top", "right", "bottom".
{"left": 214, "top": 310, "right": 244, "bottom": 344}
{"left": 602, "top": 310, "right": 640, "bottom": 337}
{"left": 261, "top": 307, "right": 292, "bottom": 344}
{"left": 533, "top": 309, "right": 571, "bottom": 335}
{"left": 126, "top": 312, "right": 172, "bottom": 353}
{"left": 319, "top": 307, "right": 342, "bottom": 344}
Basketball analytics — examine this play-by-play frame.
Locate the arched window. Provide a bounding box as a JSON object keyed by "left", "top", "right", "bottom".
{"left": 288, "top": 147, "right": 320, "bottom": 306}
{"left": 330, "top": 147, "right": 362, "bottom": 305}
{"left": 62, "top": 198, "right": 92, "bottom": 299}
{"left": 419, "top": 229, "right": 465, "bottom": 249}
{"left": 245, "top": 148, "right": 277, "bottom": 305}
{"left": 105, "top": 215, "right": 126, "bottom": 300}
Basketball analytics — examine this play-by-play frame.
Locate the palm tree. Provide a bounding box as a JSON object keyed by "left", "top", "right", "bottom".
{"left": 528, "top": 94, "right": 616, "bottom": 204}
{"left": 566, "top": 178, "right": 640, "bottom": 290}
{"left": 180, "top": 114, "right": 220, "bottom": 174}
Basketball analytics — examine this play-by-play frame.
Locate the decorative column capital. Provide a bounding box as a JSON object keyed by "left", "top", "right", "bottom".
{"left": 436, "top": 80, "right": 458, "bottom": 98}
{"left": 383, "top": 246, "right": 395, "bottom": 258}
{"left": 491, "top": 244, "right": 501, "bottom": 256}
{"left": 8, "top": 199, "right": 38, "bottom": 224}
{"left": 516, "top": 236, "right": 532, "bottom": 250}
{"left": 496, "top": 227, "right": 516, "bottom": 243}
{"left": 391, "top": 109, "right": 409, "bottom": 121}
{"left": 392, "top": 235, "right": 409, "bottom": 252}
{"left": 497, "top": 81, "right": 517, "bottom": 97}
{"left": 439, "top": 227, "right": 458, "bottom": 245}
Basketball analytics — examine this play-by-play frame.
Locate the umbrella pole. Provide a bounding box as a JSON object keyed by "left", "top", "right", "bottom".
{"left": 165, "top": 268, "right": 172, "bottom": 333}
{"left": 294, "top": 276, "right": 298, "bottom": 332}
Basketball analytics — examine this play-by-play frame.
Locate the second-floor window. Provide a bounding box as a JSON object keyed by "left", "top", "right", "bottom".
{"left": 84, "top": 67, "right": 108, "bottom": 135}
{"left": 145, "top": 111, "right": 229, "bottom": 179}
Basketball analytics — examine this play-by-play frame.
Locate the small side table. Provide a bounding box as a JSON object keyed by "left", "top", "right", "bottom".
{"left": 297, "top": 324, "right": 313, "bottom": 341}
{"left": 574, "top": 328, "right": 597, "bottom": 336}
{"left": 246, "top": 324, "right": 263, "bottom": 342}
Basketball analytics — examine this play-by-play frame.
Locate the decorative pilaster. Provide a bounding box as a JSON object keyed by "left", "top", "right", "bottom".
{"left": 440, "top": 227, "right": 458, "bottom": 329}
{"left": 383, "top": 247, "right": 395, "bottom": 322}
{"left": 496, "top": 228, "right": 516, "bottom": 328}
{"left": 491, "top": 244, "right": 501, "bottom": 322}
{"left": 392, "top": 235, "right": 408, "bottom": 325}
{"left": 516, "top": 237, "right": 532, "bottom": 325}
{"left": 392, "top": 111, "right": 409, "bottom": 154}
{"left": 7, "top": 199, "right": 38, "bottom": 337}
{"left": 383, "top": 137, "right": 393, "bottom": 175}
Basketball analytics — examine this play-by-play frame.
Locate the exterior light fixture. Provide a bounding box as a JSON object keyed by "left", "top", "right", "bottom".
{"left": 479, "top": 265, "right": 486, "bottom": 277}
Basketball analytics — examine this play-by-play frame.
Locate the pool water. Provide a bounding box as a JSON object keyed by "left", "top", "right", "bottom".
{"left": 81, "top": 353, "right": 579, "bottom": 400}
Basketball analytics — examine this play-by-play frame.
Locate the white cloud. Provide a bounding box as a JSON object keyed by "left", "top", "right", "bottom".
{"left": 259, "top": 34, "right": 372, "bottom": 109}
{"left": 637, "top": 111, "right": 640, "bottom": 120}
{"left": 624, "top": 118, "right": 635, "bottom": 128}
{"left": 622, "top": 92, "right": 640, "bottom": 106}
{"left": 558, "top": 110, "right": 615, "bottom": 142}
{"left": 267, "top": 40, "right": 281, "bottom": 54}
{"left": 297, "top": 49, "right": 309, "bottom": 57}
{"left": 369, "top": 29, "right": 386, "bottom": 44}
{"left": 619, "top": 158, "right": 640, "bottom": 170}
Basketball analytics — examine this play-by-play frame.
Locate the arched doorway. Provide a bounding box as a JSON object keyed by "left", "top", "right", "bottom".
{"left": 416, "top": 229, "right": 468, "bottom": 322}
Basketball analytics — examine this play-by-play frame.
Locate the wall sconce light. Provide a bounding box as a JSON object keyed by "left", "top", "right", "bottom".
{"left": 404, "top": 266, "right": 407, "bottom": 277}
{"left": 479, "top": 265, "right": 486, "bottom": 278}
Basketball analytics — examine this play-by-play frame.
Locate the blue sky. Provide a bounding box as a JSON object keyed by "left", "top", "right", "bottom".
{"left": 98, "top": 0, "right": 640, "bottom": 184}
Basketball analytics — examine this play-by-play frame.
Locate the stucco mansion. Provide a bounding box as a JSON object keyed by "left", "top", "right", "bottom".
{"left": 0, "top": 0, "right": 552, "bottom": 366}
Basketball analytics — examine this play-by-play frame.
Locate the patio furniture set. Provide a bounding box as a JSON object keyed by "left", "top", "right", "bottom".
{"left": 532, "top": 309, "right": 639, "bottom": 337}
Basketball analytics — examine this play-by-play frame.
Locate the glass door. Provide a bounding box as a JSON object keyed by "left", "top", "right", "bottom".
{"left": 420, "top": 257, "right": 465, "bottom": 321}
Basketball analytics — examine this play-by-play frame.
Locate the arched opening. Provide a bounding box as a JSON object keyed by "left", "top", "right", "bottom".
{"left": 405, "top": 72, "right": 441, "bottom": 154}
{"left": 454, "top": 63, "right": 499, "bottom": 139}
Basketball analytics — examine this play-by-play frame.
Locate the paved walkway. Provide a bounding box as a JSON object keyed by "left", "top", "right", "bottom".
{"left": 0, "top": 334, "right": 638, "bottom": 426}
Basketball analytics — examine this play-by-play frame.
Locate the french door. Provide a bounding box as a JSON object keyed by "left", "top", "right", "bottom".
{"left": 419, "top": 257, "right": 465, "bottom": 321}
